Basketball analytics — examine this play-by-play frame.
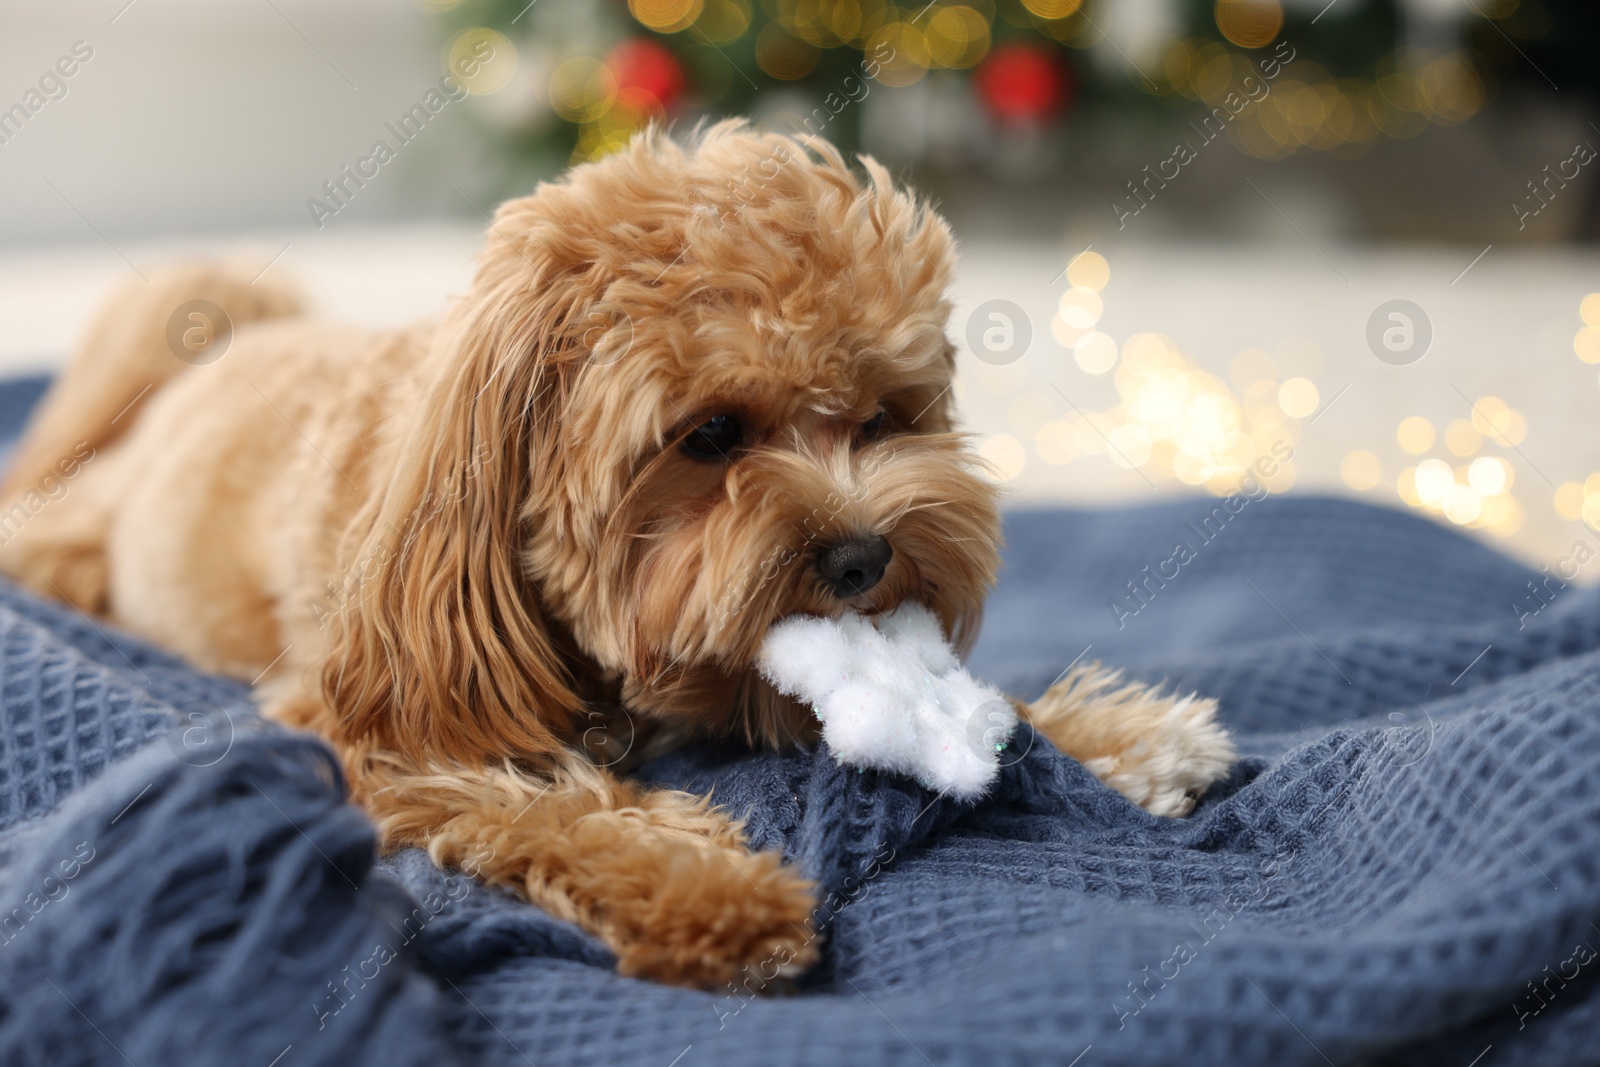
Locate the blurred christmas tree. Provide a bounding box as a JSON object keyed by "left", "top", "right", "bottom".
{"left": 423, "top": 0, "right": 1567, "bottom": 188}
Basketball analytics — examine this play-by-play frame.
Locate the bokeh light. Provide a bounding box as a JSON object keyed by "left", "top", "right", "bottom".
{"left": 973, "top": 43, "right": 1066, "bottom": 121}
{"left": 1397, "top": 416, "right": 1435, "bottom": 454}
{"left": 1048, "top": 323, "right": 1301, "bottom": 495}
{"left": 1214, "top": 0, "right": 1283, "bottom": 50}
{"left": 1469, "top": 396, "right": 1527, "bottom": 446}
{"left": 1575, "top": 293, "right": 1600, "bottom": 363}
{"left": 1443, "top": 419, "right": 1481, "bottom": 457}
{"left": 1021, "top": 0, "right": 1083, "bottom": 19}
{"left": 446, "top": 28, "right": 517, "bottom": 95}
{"left": 1341, "top": 450, "right": 1382, "bottom": 491}
{"left": 694, "top": 0, "right": 752, "bottom": 44}
{"left": 1389, "top": 437, "right": 1523, "bottom": 537}
{"left": 1277, "top": 377, "right": 1318, "bottom": 419}
{"left": 979, "top": 434, "right": 1026, "bottom": 481}
{"left": 1073, "top": 332, "right": 1117, "bottom": 374}
{"left": 1058, "top": 286, "right": 1103, "bottom": 330}
{"left": 629, "top": 0, "right": 703, "bottom": 33}
{"left": 927, "top": 6, "right": 991, "bottom": 70}
{"left": 1467, "top": 456, "right": 1511, "bottom": 496}
{"left": 1066, "top": 250, "right": 1110, "bottom": 290}
{"left": 866, "top": 22, "right": 932, "bottom": 87}
{"left": 549, "top": 57, "right": 617, "bottom": 123}
{"left": 756, "top": 23, "right": 822, "bottom": 80}
{"left": 1555, "top": 481, "right": 1585, "bottom": 522}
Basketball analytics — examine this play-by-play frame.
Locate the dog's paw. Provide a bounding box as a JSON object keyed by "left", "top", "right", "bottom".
{"left": 603, "top": 843, "right": 819, "bottom": 990}
{"left": 1078, "top": 695, "right": 1235, "bottom": 816}
{"left": 1026, "top": 664, "right": 1237, "bottom": 817}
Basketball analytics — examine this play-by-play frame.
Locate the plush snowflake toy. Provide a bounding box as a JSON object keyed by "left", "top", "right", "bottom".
{"left": 756, "top": 601, "right": 1017, "bottom": 799}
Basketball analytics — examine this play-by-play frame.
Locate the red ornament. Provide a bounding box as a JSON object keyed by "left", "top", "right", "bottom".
{"left": 973, "top": 44, "right": 1068, "bottom": 123}
{"left": 606, "top": 39, "right": 684, "bottom": 114}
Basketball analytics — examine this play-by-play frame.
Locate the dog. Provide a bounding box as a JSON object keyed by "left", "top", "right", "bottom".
{"left": 0, "top": 123, "right": 1233, "bottom": 989}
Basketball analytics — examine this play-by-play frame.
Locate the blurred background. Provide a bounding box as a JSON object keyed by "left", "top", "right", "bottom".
{"left": 2, "top": 0, "right": 1598, "bottom": 569}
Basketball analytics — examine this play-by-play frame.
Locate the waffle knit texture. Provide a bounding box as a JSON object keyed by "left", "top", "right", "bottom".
{"left": 1, "top": 374, "right": 1597, "bottom": 1065}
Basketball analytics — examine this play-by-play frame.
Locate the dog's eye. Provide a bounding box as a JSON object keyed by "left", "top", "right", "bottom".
{"left": 681, "top": 414, "right": 743, "bottom": 460}
{"left": 860, "top": 411, "right": 887, "bottom": 440}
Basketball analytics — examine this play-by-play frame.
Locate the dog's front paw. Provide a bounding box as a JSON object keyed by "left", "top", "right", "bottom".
{"left": 599, "top": 841, "right": 819, "bottom": 990}
{"left": 1025, "top": 664, "right": 1236, "bottom": 817}
{"left": 1077, "top": 695, "right": 1235, "bottom": 817}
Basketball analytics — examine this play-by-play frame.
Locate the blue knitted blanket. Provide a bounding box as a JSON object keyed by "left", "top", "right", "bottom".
{"left": 2, "top": 373, "right": 1598, "bottom": 1066}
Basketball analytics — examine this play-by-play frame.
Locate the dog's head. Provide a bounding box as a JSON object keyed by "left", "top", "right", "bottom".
{"left": 330, "top": 123, "right": 1001, "bottom": 763}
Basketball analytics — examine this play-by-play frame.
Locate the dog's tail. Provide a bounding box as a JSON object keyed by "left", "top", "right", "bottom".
{"left": 1, "top": 263, "right": 303, "bottom": 498}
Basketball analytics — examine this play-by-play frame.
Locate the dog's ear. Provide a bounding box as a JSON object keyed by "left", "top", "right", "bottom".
{"left": 321, "top": 203, "right": 604, "bottom": 765}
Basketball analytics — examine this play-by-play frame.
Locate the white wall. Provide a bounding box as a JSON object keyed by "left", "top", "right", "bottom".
{"left": 0, "top": 0, "right": 501, "bottom": 245}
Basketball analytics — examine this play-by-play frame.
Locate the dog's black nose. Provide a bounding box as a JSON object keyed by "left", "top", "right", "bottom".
{"left": 817, "top": 535, "right": 893, "bottom": 598}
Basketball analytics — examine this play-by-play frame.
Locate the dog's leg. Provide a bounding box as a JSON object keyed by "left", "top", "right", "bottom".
{"left": 0, "top": 443, "right": 141, "bottom": 612}
{"left": 0, "top": 264, "right": 301, "bottom": 612}
{"left": 339, "top": 743, "right": 818, "bottom": 989}
{"left": 2, "top": 265, "right": 300, "bottom": 500}
{"left": 1020, "top": 664, "right": 1236, "bottom": 817}
{"left": 0, "top": 491, "right": 113, "bottom": 612}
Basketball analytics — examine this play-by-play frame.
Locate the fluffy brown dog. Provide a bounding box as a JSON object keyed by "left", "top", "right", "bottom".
{"left": 0, "top": 124, "right": 1233, "bottom": 988}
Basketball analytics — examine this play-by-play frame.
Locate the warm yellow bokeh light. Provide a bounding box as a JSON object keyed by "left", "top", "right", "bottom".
{"left": 1417, "top": 52, "right": 1484, "bottom": 125}
{"left": 1022, "top": 0, "right": 1083, "bottom": 18}
{"left": 1575, "top": 326, "right": 1600, "bottom": 364}
{"left": 1066, "top": 250, "right": 1110, "bottom": 291}
{"left": 865, "top": 23, "right": 931, "bottom": 86}
{"left": 756, "top": 23, "right": 821, "bottom": 79}
{"left": 979, "top": 434, "right": 1026, "bottom": 481}
{"left": 1397, "top": 466, "right": 1420, "bottom": 507}
{"left": 1215, "top": 0, "right": 1283, "bottom": 49}
{"left": 1123, "top": 333, "right": 1175, "bottom": 373}
{"left": 1340, "top": 450, "right": 1382, "bottom": 491}
{"left": 1074, "top": 332, "right": 1118, "bottom": 374}
{"left": 571, "top": 103, "right": 650, "bottom": 162}
{"left": 1039, "top": 319, "right": 1322, "bottom": 499}
{"left": 1483, "top": 494, "right": 1523, "bottom": 537}
{"left": 1582, "top": 293, "right": 1600, "bottom": 328}
{"left": 447, "top": 28, "right": 517, "bottom": 95}
{"left": 1415, "top": 458, "right": 1454, "bottom": 507}
{"left": 549, "top": 57, "right": 617, "bottom": 122}
{"left": 1467, "top": 455, "right": 1511, "bottom": 495}
{"left": 927, "top": 6, "right": 990, "bottom": 69}
{"left": 695, "top": 0, "right": 752, "bottom": 44}
{"left": 630, "top": 0, "right": 703, "bottom": 32}
{"left": 1058, "top": 287, "right": 1104, "bottom": 330}
{"left": 1397, "top": 415, "right": 1435, "bottom": 454}
{"left": 1277, "top": 377, "right": 1319, "bottom": 418}
{"left": 1469, "top": 397, "right": 1527, "bottom": 446}
{"left": 1443, "top": 419, "right": 1481, "bottom": 457}
{"left": 1051, "top": 316, "right": 1089, "bottom": 348}
{"left": 1161, "top": 44, "right": 1486, "bottom": 156}
{"left": 1443, "top": 484, "right": 1482, "bottom": 525}
{"left": 1555, "top": 481, "right": 1585, "bottom": 521}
